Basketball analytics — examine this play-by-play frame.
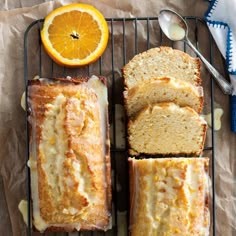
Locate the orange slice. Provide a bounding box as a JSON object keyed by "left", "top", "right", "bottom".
{"left": 41, "top": 3, "right": 109, "bottom": 67}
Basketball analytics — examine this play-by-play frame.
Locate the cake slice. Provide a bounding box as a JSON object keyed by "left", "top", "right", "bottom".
{"left": 124, "top": 76, "right": 203, "bottom": 117}
{"left": 128, "top": 102, "right": 207, "bottom": 156}
{"left": 28, "top": 75, "right": 111, "bottom": 232}
{"left": 123, "top": 46, "right": 201, "bottom": 89}
{"left": 129, "top": 157, "right": 210, "bottom": 236}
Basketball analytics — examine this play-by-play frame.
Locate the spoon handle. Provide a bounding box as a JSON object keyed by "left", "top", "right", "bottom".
{"left": 185, "top": 38, "right": 233, "bottom": 95}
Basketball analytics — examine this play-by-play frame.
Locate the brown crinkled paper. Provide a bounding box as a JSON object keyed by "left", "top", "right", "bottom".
{"left": 0, "top": 0, "right": 235, "bottom": 235}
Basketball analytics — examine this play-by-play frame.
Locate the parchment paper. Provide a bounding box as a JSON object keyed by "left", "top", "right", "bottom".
{"left": 0, "top": 0, "right": 235, "bottom": 236}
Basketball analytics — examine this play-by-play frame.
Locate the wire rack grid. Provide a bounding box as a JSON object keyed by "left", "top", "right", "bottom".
{"left": 24, "top": 16, "right": 217, "bottom": 236}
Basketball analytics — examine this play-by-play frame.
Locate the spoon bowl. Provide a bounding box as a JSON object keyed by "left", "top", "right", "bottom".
{"left": 158, "top": 9, "right": 233, "bottom": 95}
{"left": 159, "top": 9, "right": 188, "bottom": 41}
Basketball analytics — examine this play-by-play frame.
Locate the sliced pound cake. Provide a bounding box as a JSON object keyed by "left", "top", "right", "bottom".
{"left": 124, "top": 77, "right": 203, "bottom": 117}
{"left": 128, "top": 102, "right": 207, "bottom": 156}
{"left": 123, "top": 47, "right": 201, "bottom": 89}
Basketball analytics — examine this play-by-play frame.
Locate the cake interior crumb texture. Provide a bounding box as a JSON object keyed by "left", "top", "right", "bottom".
{"left": 128, "top": 103, "right": 207, "bottom": 156}
{"left": 123, "top": 47, "right": 201, "bottom": 89}
{"left": 124, "top": 77, "right": 203, "bottom": 117}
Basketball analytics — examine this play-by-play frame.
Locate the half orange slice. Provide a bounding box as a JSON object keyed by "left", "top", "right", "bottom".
{"left": 41, "top": 3, "right": 109, "bottom": 67}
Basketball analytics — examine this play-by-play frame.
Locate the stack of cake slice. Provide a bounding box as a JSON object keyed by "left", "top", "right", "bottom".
{"left": 123, "top": 47, "right": 209, "bottom": 235}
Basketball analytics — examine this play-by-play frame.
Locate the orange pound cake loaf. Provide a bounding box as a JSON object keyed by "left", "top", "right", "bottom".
{"left": 129, "top": 157, "right": 210, "bottom": 236}
{"left": 123, "top": 46, "right": 201, "bottom": 89}
{"left": 128, "top": 102, "right": 207, "bottom": 156}
{"left": 124, "top": 76, "right": 203, "bottom": 117}
{"left": 27, "top": 75, "right": 111, "bottom": 232}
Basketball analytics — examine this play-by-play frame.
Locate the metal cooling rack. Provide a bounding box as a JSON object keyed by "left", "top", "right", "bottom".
{"left": 24, "top": 16, "right": 217, "bottom": 236}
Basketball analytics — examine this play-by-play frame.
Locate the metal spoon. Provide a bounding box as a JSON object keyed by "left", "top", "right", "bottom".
{"left": 158, "top": 9, "right": 233, "bottom": 95}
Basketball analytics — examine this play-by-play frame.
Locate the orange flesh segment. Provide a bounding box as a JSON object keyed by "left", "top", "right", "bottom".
{"left": 48, "top": 11, "right": 102, "bottom": 60}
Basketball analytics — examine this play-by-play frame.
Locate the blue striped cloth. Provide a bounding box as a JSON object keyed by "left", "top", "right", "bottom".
{"left": 205, "top": 0, "right": 236, "bottom": 131}
{"left": 205, "top": 0, "right": 236, "bottom": 76}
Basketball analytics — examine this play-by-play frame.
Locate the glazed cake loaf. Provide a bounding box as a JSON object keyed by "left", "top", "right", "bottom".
{"left": 129, "top": 157, "right": 210, "bottom": 236}
{"left": 123, "top": 46, "right": 201, "bottom": 89}
{"left": 27, "top": 75, "right": 111, "bottom": 232}
{"left": 128, "top": 102, "right": 207, "bottom": 156}
{"left": 124, "top": 76, "right": 203, "bottom": 117}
